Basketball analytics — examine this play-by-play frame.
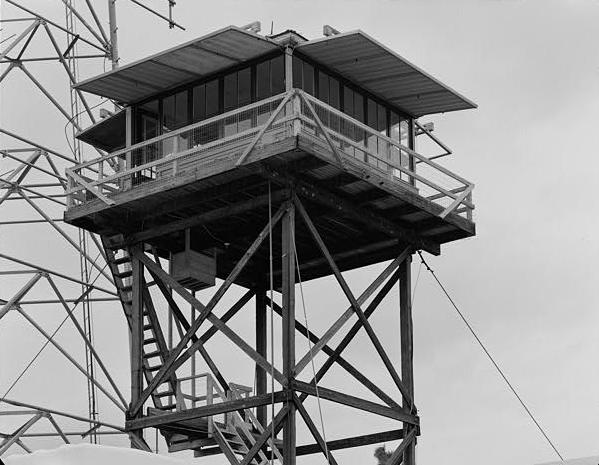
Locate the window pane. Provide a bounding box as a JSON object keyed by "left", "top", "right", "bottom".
{"left": 390, "top": 111, "right": 400, "bottom": 141}
{"left": 353, "top": 92, "right": 364, "bottom": 123}
{"left": 318, "top": 71, "right": 329, "bottom": 104}
{"left": 270, "top": 55, "right": 285, "bottom": 95}
{"left": 205, "top": 79, "right": 219, "bottom": 117}
{"left": 367, "top": 99, "right": 377, "bottom": 165}
{"left": 175, "top": 91, "right": 188, "bottom": 127}
{"left": 377, "top": 104, "right": 387, "bottom": 134}
{"left": 343, "top": 86, "right": 353, "bottom": 117}
{"left": 329, "top": 77, "right": 340, "bottom": 109}
{"left": 256, "top": 61, "right": 270, "bottom": 100}
{"left": 292, "top": 56, "right": 302, "bottom": 88}
{"left": 192, "top": 84, "right": 206, "bottom": 122}
{"left": 224, "top": 73, "right": 237, "bottom": 112}
{"left": 162, "top": 94, "right": 176, "bottom": 129}
{"left": 238, "top": 67, "right": 251, "bottom": 107}
{"left": 302, "top": 61, "right": 314, "bottom": 95}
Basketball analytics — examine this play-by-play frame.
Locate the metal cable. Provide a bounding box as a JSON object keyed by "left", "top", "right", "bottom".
{"left": 268, "top": 181, "right": 275, "bottom": 465}
{"left": 416, "top": 250, "right": 564, "bottom": 461}
{"left": 292, "top": 237, "right": 331, "bottom": 463}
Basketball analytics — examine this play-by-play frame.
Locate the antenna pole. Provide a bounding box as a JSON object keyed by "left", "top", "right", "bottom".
{"left": 108, "top": 0, "right": 119, "bottom": 69}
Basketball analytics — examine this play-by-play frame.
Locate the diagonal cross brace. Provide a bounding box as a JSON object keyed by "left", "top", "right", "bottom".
{"left": 128, "top": 203, "right": 287, "bottom": 417}
{"left": 294, "top": 195, "right": 415, "bottom": 411}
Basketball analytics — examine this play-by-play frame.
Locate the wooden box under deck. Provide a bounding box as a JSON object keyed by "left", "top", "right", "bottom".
{"left": 65, "top": 109, "right": 475, "bottom": 288}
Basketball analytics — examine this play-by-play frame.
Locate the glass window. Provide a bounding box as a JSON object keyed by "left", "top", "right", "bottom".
{"left": 329, "top": 77, "right": 340, "bottom": 110}
{"left": 162, "top": 90, "right": 188, "bottom": 130}
{"left": 343, "top": 86, "right": 353, "bottom": 117}
{"left": 318, "top": 71, "right": 329, "bottom": 104}
{"left": 205, "top": 79, "right": 220, "bottom": 118}
{"left": 353, "top": 92, "right": 364, "bottom": 123}
{"left": 377, "top": 104, "right": 387, "bottom": 134}
{"left": 270, "top": 55, "right": 285, "bottom": 95}
{"left": 302, "top": 61, "right": 314, "bottom": 95}
{"left": 223, "top": 73, "right": 238, "bottom": 112}
{"left": 192, "top": 84, "right": 206, "bottom": 122}
{"left": 292, "top": 56, "right": 302, "bottom": 89}
{"left": 256, "top": 60, "right": 270, "bottom": 100}
{"left": 238, "top": 67, "right": 251, "bottom": 107}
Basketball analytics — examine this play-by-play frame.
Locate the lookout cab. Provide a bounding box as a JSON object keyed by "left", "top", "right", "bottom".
{"left": 66, "top": 25, "right": 476, "bottom": 465}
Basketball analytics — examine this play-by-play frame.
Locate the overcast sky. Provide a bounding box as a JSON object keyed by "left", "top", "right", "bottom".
{"left": 1, "top": 1, "right": 599, "bottom": 464}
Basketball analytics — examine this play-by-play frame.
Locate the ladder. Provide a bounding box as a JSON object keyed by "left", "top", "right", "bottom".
{"left": 102, "top": 238, "right": 177, "bottom": 412}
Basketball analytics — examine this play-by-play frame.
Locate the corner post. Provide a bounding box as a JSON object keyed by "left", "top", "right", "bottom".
{"left": 281, "top": 196, "right": 296, "bottom": 465}
{"left": 399, "top": 253, "right": 416, "bottom": 465}
{"left": 255, "top": 281, "right": 268, "bottom": 425}
{"left": 129, "top": 244, "right": 145, "bottom": 446}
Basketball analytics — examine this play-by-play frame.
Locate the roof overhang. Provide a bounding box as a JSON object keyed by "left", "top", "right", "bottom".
{"left": 295, "top": 30, "right": 477, "bottom": 117}
{"left": 75, "top": 26, "right": 282, "bottom": 104}
{"left": 76, "top": 110, "right": 126, "bottom": 152}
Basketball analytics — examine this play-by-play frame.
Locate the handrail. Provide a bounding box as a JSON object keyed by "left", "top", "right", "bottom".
{"left": 300, "top": 90, "right": 473, "bottom": 186}
{"left": 66, "top": 89, "right": 474, "bottom": 220}
{"left": 72, "top": 92, "right": 290, "bottom": 171}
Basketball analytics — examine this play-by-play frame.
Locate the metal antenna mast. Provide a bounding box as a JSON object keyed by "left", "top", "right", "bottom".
{"left": 64, "top": 0, "right": 98, "bottom": 444}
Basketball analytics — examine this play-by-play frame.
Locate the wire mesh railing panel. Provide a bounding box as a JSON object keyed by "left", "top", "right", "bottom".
{"left": 66, "top": 90, "right": 473, "bottom": 220}
{"left": 66, "top": 94, "right": 288, "bottom": 207}
{"left": 299, "top": 92, "right": 474, "bottom": 219}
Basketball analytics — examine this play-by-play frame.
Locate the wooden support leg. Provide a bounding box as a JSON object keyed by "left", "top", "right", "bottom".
{"left": 129, "top": 245, "right": 145, "bottom": 448}
{"left": 281, "top": 199, "right": 296, "bottom": 465}
{"left": 255, "top": 282, "right": 268, "bottom": 426}
{"left": 399, "top": 254, "right": 416, "bottom": 465}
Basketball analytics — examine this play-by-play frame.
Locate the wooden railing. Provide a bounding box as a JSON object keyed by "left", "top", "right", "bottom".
{"left": 66, "top": 90, "right": 474, "bottom": 220}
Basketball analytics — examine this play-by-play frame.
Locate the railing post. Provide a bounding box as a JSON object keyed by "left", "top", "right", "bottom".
{"left": 207, "top": 375, "right": 213, "bottom": 437}
{"left": 293, "top": 91, "right": 301, "bottom": 136}
{"left": 172, "top": 136, "right": 179, "bottom": 176}
{"left": 66, "top": 171, "right": 73, "bottom": 208}
{"left": 466, "top": 191, "right": 473, "bottom": 221}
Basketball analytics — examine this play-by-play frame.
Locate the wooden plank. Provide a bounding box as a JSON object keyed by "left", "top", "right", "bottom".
{"left": 128, "top": 203, "right": 286, "bottom": 417}
{"left": 239, "top": 405, "right": 289, "bottom": 465}
{"left": 129, "top": 247, "right": 144, "bottom": 431}
{"left": 108, "top": 190, "right": 287, "bottom": 248}
{"left": 295, "top": 429, "right": 404, "bottom": 457}
{"left": 293, "top": 380, "right": 418, "bottom": 425}
{"left": 387, "top": 428, "right": 418, "bottom": 465}
{"left": 281, "top": 200, "right": 297, "bottom": 465}
{"left": 256, "top": 164, "right": 440, "bottom": 255}
{"left": 293, "top": 394, "right": 339, "bottom": 465}
{"left": 399, "top": 255, "right": 416, "bottom": 465}
{"left": 126, "top": 391, "right": 287, "bottom": 430}
{"left": 294, "top": 248, "right": 410, "bottom": 376}
{"left": 294, "top": 197, "right": 415, "bottom": 409}
{"left": 255, "top": 283, "right": 267, "bottom": 425}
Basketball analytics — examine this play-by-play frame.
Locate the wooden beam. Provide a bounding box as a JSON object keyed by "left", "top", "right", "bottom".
{"left": 257, "top": 164, "right": 440, "bottom": 255}
{"left": 255, "top": 283, "right": 267, "bottom": 425}
{"left": 129, "top": 246, "right": 144, "bottom": 442}
{"left": 293, "top": 380, "right": 418, "bottom": 425}
{"left": 281, "top": 200, "right": 297, "bottom": 465}
{"left": 399, "top": 255, "right": 416, "bottom": 465}
{"left": 387, "top": 428, "right": 418, "bottom": 465}
{"left": 239, "top": 405, "right": 290, "bottom": 465}
{"left": 126, "top": 391, "right": 287, "bottom": 430}
{"left": 107, "top": 190, "right": 287, "bottom": 248}
{"left": 294, "top": 248, "right": 410, "bottom": 376}
{"left": 293, "top": 394, "right": 339, "bottom": 465}
{"left": 294, "top": 197, "right": 415, "bottom": 409}
{"left": 295, "top": 429, "right": 404, "bottom": 456}
{"left": 128, "top": 203, "right": 286, "bottom": 417}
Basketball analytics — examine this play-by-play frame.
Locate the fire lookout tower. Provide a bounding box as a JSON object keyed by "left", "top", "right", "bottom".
{"left": 65, "top": 25, "right": 476, "bottom": 465}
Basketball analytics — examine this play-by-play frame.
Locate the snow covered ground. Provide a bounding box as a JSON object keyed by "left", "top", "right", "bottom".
{"left": 3, "top": 444, "right": 203, "bottom": 465}
{"left": 538, "top": 458, "right": 599, "bottom": 465}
